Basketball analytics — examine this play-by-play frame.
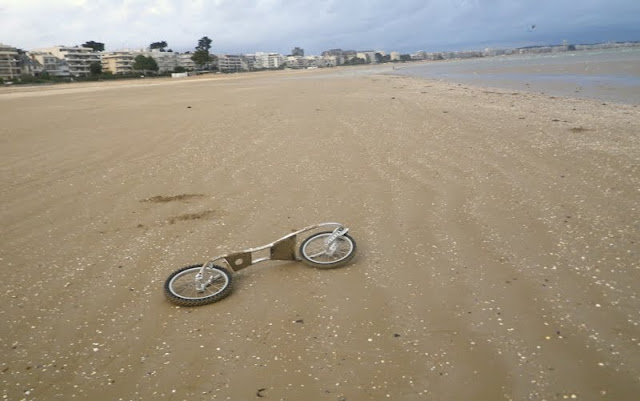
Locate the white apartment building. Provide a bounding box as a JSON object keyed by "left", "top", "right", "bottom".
{"left": 303, "top": 55, "right": 325, "bottom": 68}
{"left": 285, "top": 55, "right": 324, "bottom": 69}
{"left": 142, "top": 50, "right": 178, "bottom": 72}
{"left": 267, "top": 53, "right": 284, "bottom": 68}
{"left": 0, "top": 43, "right": 21, "bottom": 80}
{"left": 285, "top": 55, "right": 306, "bottom": 69}
{"left": 252, "top": 52, "right": 284, "bottom": 69}
{"left": 356, "top": 51, "right": 377, "bottom": 63}
{"left": 34, "top": 46, "right": 101, "bottom": 76}
{"left": 217, "top": 54, "right": 245, "bottom": 72}
{"left": 121, "top": 50, "right": 195, "bottom": 73}
{"left": 411, "top": 51, "right": 427, "bottom": 60}
{"left": 242, "top": 54, "right": 256, "bottom": 71}
{"left": 321, "top": 55, "right": 340, "bottom": 66}
{"left": 245, "top": 52, "right": 266, "bottom": 70}
{"left": 101, "top": 51, "right": 135, "bottom": 74}
{"left": 176, "top": 53, "right": 196, "bottom": 70}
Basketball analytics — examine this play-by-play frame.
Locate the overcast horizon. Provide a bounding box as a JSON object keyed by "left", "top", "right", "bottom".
{"left": 1, "top": 0, "right": 639, "bottom": 55}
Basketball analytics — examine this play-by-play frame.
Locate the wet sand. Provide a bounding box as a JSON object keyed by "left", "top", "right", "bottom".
{"left": 393, "top": 48, "right": 640, "bottom": 105}
{"left": 1, "top": 70, "right": 639, "bottom": 400}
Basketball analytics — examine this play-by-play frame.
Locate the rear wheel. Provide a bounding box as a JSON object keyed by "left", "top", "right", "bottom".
{"left": 299, "top": 232, "right": 356, "bottom": 269}
{"left": 164, "top": 264, "right": 233, "bottom": 306}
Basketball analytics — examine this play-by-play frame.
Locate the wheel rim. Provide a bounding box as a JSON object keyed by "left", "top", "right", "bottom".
{"left": 302, "top": 233, "right": 354, "bottom": 264}
{"left": 169, "top": 266, "right": 229, "bottom": 300}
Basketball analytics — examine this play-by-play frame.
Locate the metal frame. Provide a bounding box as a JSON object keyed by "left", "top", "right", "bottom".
{"left": 198, "top": 222, "right": 349, "bottom": 274}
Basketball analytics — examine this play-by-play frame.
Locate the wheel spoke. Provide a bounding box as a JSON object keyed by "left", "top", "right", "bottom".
{"left": 302, "top": 233, "right": 353, "bottom": 265}
{"left": 169, "top": 267, "right": 229, "bottom": 299}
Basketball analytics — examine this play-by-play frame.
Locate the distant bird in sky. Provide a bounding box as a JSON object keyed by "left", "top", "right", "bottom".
{"left": 527, "top": 24, "right": 537, "bottom": 32}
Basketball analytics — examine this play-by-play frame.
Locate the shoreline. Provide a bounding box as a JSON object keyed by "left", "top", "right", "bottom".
{"left": 4, "top": 53, "right": 640, "bottom": 106}
{"left": 390, "top": 47, "right": 640, "bottom": 105}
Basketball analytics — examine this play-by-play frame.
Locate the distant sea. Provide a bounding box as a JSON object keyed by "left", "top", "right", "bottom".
{"left": 390, "top": 47, "right": 640, "bottom": 105}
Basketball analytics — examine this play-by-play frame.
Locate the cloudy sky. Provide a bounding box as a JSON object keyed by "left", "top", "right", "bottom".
{"left": 1, "top": 0, "right": 639, "bottom": 54}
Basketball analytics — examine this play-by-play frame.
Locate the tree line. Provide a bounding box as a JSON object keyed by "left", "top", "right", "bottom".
{"left": 79, "top": 36, "right": 216, "bottom": 75}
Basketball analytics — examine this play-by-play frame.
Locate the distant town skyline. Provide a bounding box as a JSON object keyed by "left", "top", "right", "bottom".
{"left": 1, "top": 0, "right": 639, "bottom": 55}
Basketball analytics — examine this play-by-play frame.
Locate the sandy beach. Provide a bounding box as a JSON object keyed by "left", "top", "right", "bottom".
{"left": 1, "top": 68, "right": 639, "bottom": 400}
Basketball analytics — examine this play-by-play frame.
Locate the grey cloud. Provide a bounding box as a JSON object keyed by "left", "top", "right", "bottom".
{"left": 1, "top": 0, "right": 639, "bottom": 54}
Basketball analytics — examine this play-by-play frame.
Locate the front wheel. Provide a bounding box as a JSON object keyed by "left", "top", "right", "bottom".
{"left": 164, "top": 264, "right": 233, "bottom": 306}
{"left": 299, "top": 231, "right": 356, "bottom": 269}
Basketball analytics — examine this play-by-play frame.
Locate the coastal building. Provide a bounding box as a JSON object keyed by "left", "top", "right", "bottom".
{"left": 0, "top": 43, "right": 21, "bottom": 80}
{"left": 291, "top": 47, "right": 304, "bottom": 57}
{"left": 321, "top": 55, "right": 341, "bottom": 66}
{"left": 101, "top": 51, "right": 135, "bottom": 74}
{"left": 411, "top": 51, "right": 427, "bottom": 60}
{"left": 270, "top": 53, "right": 285, "bottom": 68}
{"left": 456, "top": 51, "right": 483, "bottom": 59}
{"left": 217, "top": 54, "right": 245, "bottom": 72}
{"left": 390, "top": 52, "right": 401, "bottom": 61}
{"left": 33, "top": 46, "right": 101, "bottom": 76}
{"left": 285, "top": 55, "right": 306, "bottom": 69}
{"left": 242, "top": 54, "right": 256, "bottom": 71}
{"left": 343, "top": 52, "right": 359, "bottom": 62}
{"left": 252, "top": 52, "right": 284, "bottom": 69}
{"left": 124, "top": 49, "right": 196, "bottom": 73}
{"left": 176, "top": 53, "right": 196, "bottom": 70}
{"left": 17, "top": 54, "right": 44, "bottom": 76}
{"left": 356, "top": 52, "right": 370, "bottom": 63}
{"left": 483, "top": 48, "right": 507, "bottom": 57}
{"left": 137, "top": 49, "right": 178, "bottom": 72}
{"left": 356, "top": 51, "right": 377, "bottom": 63}
{"left": 286, "top": 55, "right": 323, "bottom": 68}
{"left": 573, "top": 43, "right": 627, "bottom": 51}
{"left": 303, "top": 55, "right": 324, "bottom": 68}
{"left": 28, "top": 51, "right": 71, "bottom": 76}
{"left": 320, "top": 49, "right": 356, "bottom": 65}
{"left": 247, "top": 53, "right": 259, "bottom": 68}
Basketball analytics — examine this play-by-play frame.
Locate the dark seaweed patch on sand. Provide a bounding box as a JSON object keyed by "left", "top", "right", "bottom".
{"left": 141, "top": 194, "right": 204, "bottom": 203}
{"left": 168, "top": 210, "right": 215, "bottom": 224}
{"left": 569, "top": 127, "right": 591, "bottom": 133}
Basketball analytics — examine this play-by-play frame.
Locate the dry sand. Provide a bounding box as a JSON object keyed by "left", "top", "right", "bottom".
{"left": 1, "top": 69, "right": 639, "bottom": 400}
